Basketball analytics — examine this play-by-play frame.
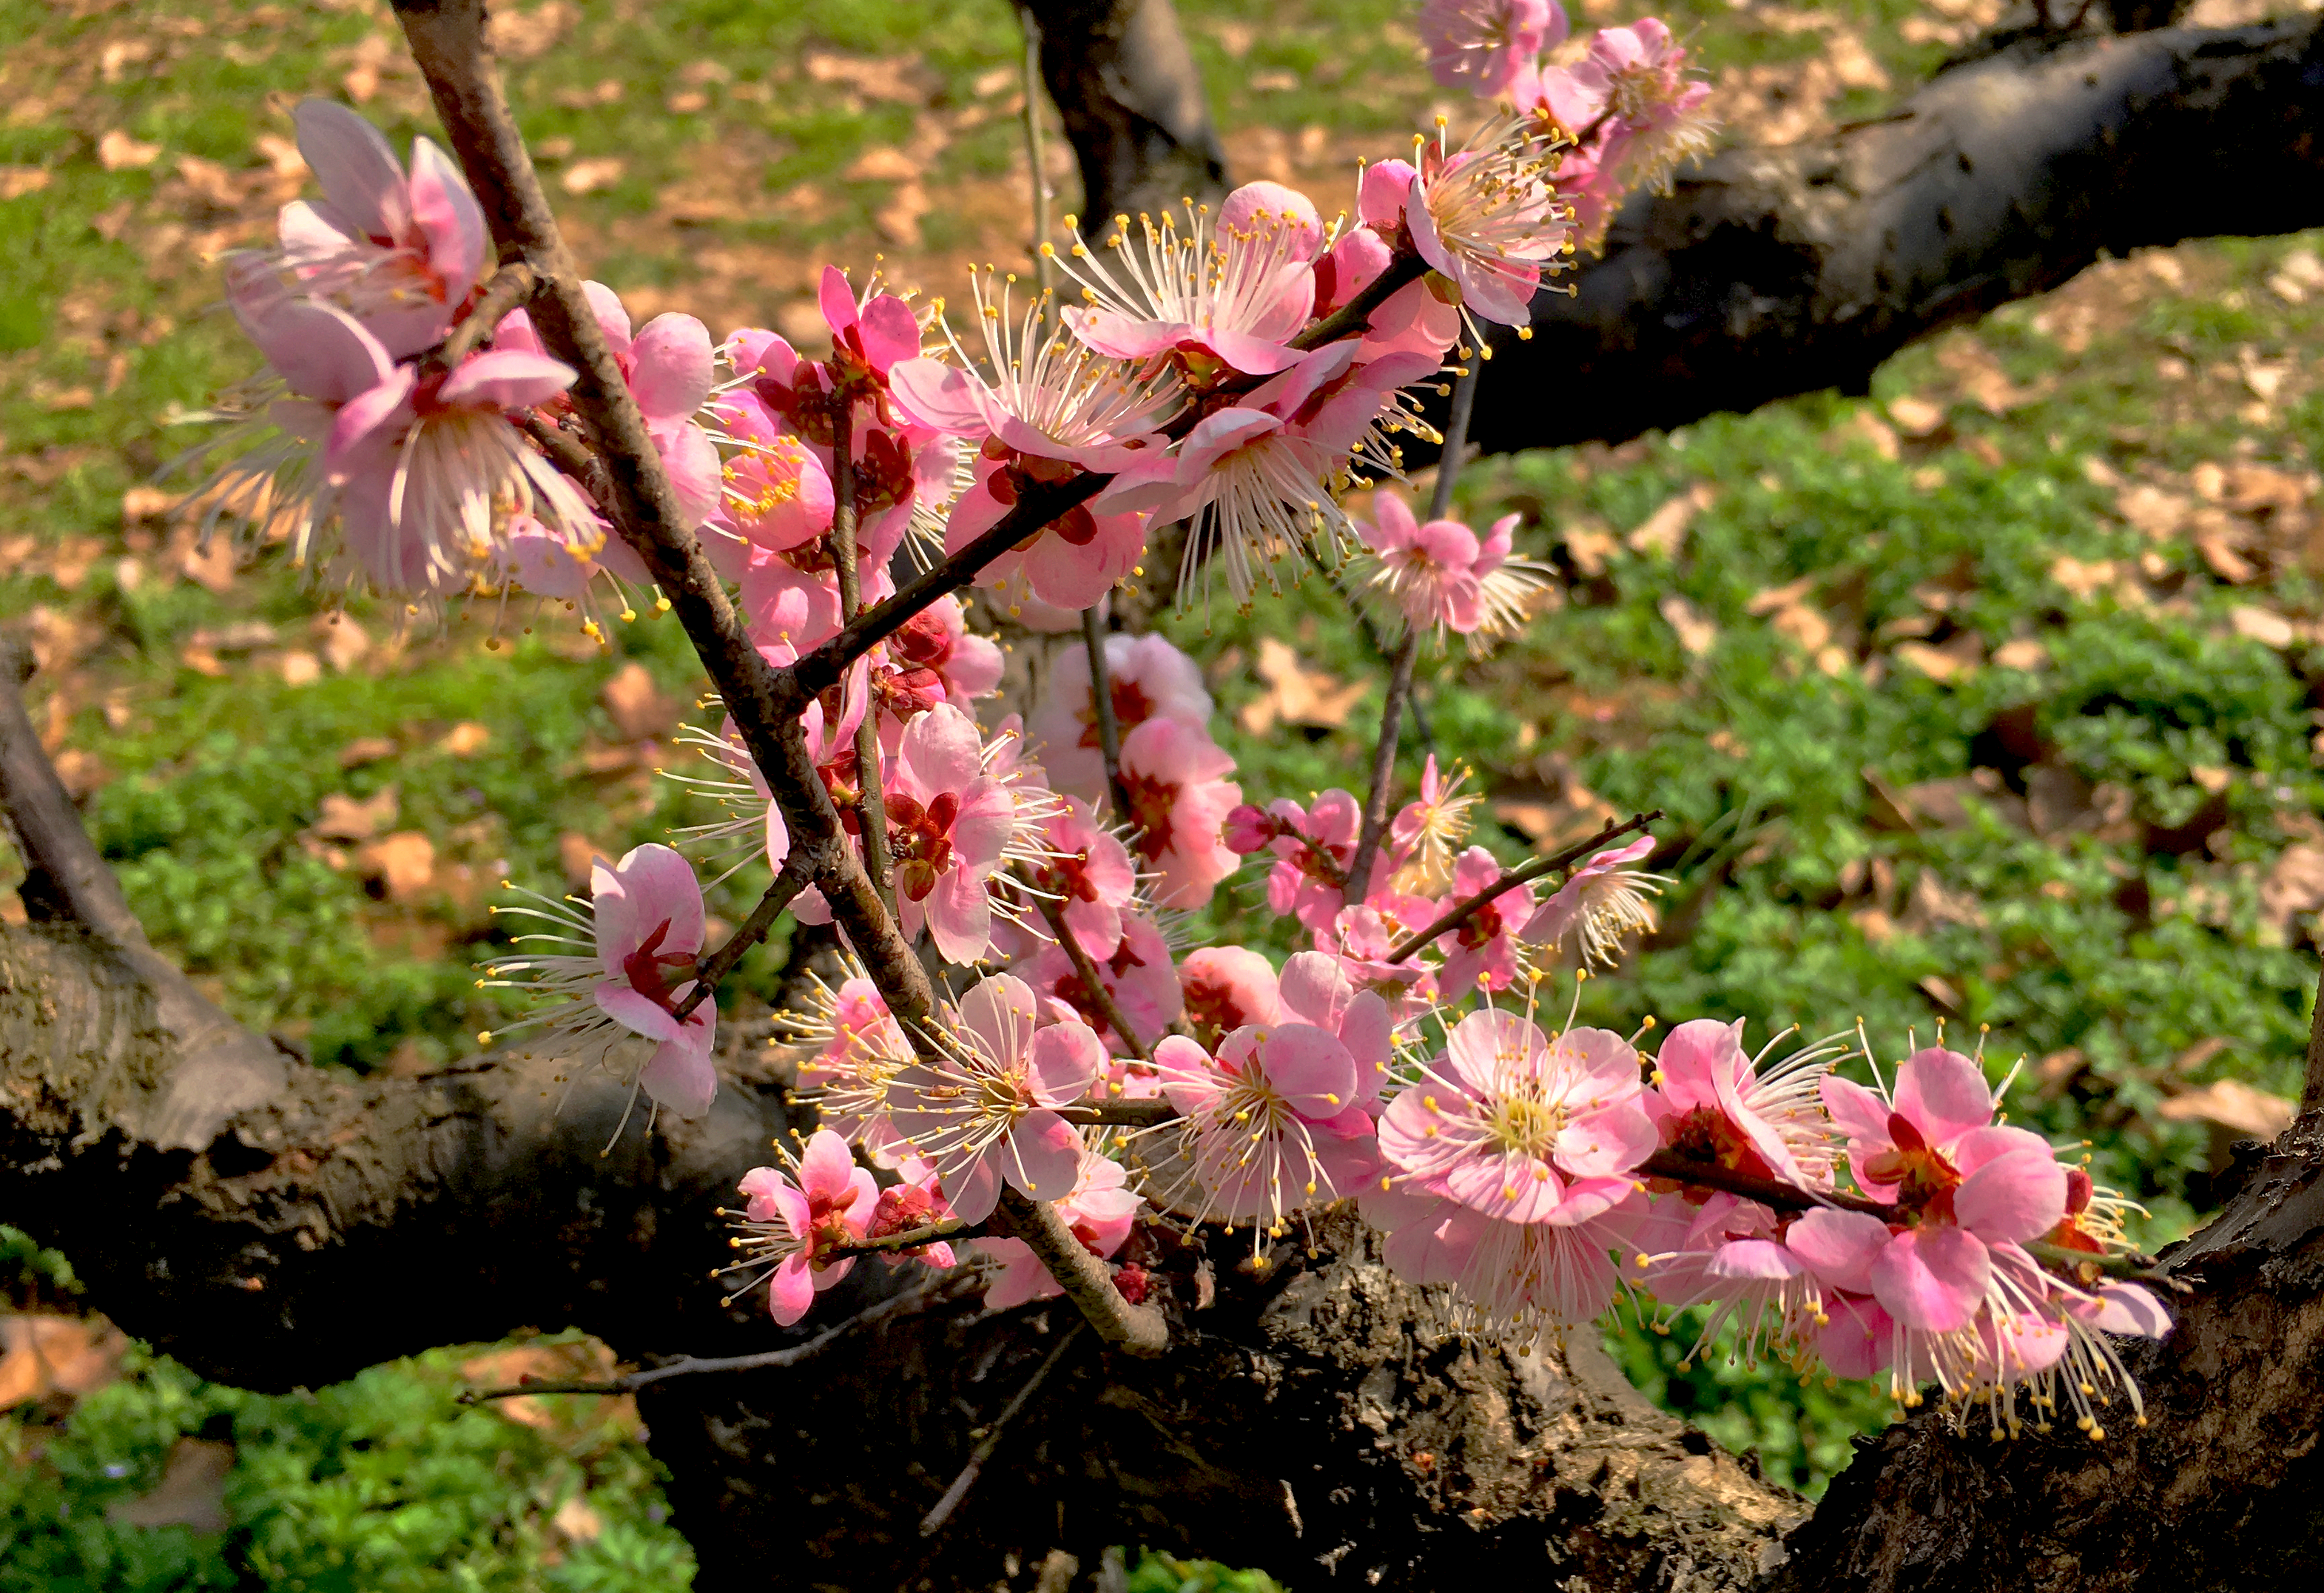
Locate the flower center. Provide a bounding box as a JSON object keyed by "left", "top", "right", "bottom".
{"left": 1483, "top": 1095, "right": 1566, "bottom": 1159}
{"left": 886, "top": 790, "right": 961, "bottom": 902}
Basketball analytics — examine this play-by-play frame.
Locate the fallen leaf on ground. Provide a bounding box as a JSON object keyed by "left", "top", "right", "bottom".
{"left": 1886, "top": 395, "right": 1944, "bottom": 437}
{"left": 1626, "top": 483, "right": 1715, "bottom": 556}
{"left": 439, "top": 721, "right": 491, "bottom": 756}
{"left": 554, "top": 1497, "right": 604, "bottom": 1541}
{"left": 1992, "top": 637, "right": 2048, "bottom": 670}
{"left": 277, "top": 650, "right": 321, "bottom": 686}
{"left": 2260, "top": 843, "right": 2324, "bottom": 939}
{"left": 601, "top": 661, "right": 681, "bottom": 740}
{"left": 359, "top": 832, "right": 436, "bottom": 900}
{"left": 2158, "top": 1079, "right": 2293, "bottom": 1142}
{"left": 1239, "top": 639, "right": 1367, "bottom": 733}
{"left": 53, "top": 747, "right": 112, "bottom": 800}
{"left": 106, "top": 1438, "right": 234, "bottom": 1535}
{"left": 846, "top": 147, "right": 918, "bottom": 182}
{"left": 485, "top": 0, "right": 576, "bottom": 58}
{"left": 802, "top": 50, "right": 933, "bottom": 104}
{"left": 2230, "top": 604, "right": 2297, "bottom": 648}
{"left": 1657, "top": 593, "right": 1717, "bottom": 657}
{"left": 1893, "top": 634, "right": 1981, "bottom": 681}
{"left": 315, "top": 615, "right": 368, "bottom": 672}
{"left": 339, "top": 736, "right": 397, "bottom": 769}
{"left": 0, "top": 1313, "right": 125, "bottom": 1405}
{"left": 311, "top": 787, "right": 398, "bottom": 842}
{"left": 0, "top": 166, "right": 50, "bottom": 200}
{"left": 561, "top": 158, "right": 625, "bottom": 195}
{"left": 97, "top": 129, "right": 161, "bottom": 170}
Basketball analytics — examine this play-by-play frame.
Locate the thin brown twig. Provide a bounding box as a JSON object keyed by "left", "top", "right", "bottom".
{"left": 918, "top": 1321, "right": 1085, "bottom": 1535}
{"left": 0, "top": 638, "right": 146, "bottom": 949}
{"left": 513, "top": 411, "right": 612, "bottom": 506}
{"left": 826, "top": 394, "right": 895, "bottom": 909}
{"left": 1023, "top": 873, "right": 1151, "bottom": 1064}
{"left": 2303, "top": 960, "right": 2324, "bottom": 1117}
{"left": 1341, "top": 355, "right": 1478, "bottom": 904}
{"left": 1384, "top": 809, "right": 1663, "bottom": 963}
{"left": 1637, "top": 1150, "right": 1887, "bottom": 1216}
{"left": 1081, "top": 606, "right": 1131, "bottom": 828}
{"left": 435, "top": 260, "right": 537, "bottom": 369}
{"left": 672, "top": 858, "right": 811, "bottom": 1023}
{"left": 455, "top": 1279, "right": 950, "bottom": 1403}
{"left": 823, "top": 1217, "right": 984, "bottom": 1261}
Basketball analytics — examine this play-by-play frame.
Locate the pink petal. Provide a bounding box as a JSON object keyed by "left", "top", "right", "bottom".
{"left": 855, "top": 293, "right": 922, "bottom": 370}
{"left": 1868, "top": 1226, "right": 1990, "bottom": 1333}
{"left": 323, "top": 364, "right": 417, "bottom": 475}
{"left": 628, "top": 313, "right": 714, "bottom": 422}
{"left": 1652, "top": 1017, "right": 1745, "bottom": 1115}
{"left": 1953, "top": 1148, "right": 2068, "bottom": 1245}
{"left": 899, "top": 702, "right": 985, "bottom": 795}
{"left": 595, "top": 984, "right": 682, "bottom": 1044}
{"left": 1156, "top": 1034, "right": 1224, "bottom": 1115}
{"left": 1261, "top": 1024, "right": 1358, "bottom": 1117}
{"left": 1785, "top": 1208, "right": 1893, "bottom": 1295}
{"left": 583, "top": 280, "right": 633, "bottom": 357}
{"left": 1704, "top": 1238, "right": 1807, "bottom": 1282}
{"left": 1892, "top": 1047, "right": 1995, "bottom": 1148}
{"left": 1027, "top": 1021, "right": 1105, "bottom": 1106}
{"left": 293, "top": 99, "right": 405, "bottom": 242}
{"left": 887, "top": 357, "right": 988, "bottom": 434}
{"left": 795, "top": 1128, "right": 860, "bottom": 1203}
{"left": 638, "top": 1026, "right": 717, "bottom": 1118}
{"left": 769, "top": 1254, "right": 817, "bottom": 1325}
{"left": 439, "top": 348, "right": 578, "bottom": 411}
{"left": 405, "top": 136, "right": 485, "bottom": 300}
{"left": 956, "top": 974, "right": 1037, "bottom": 1069}
{"left": 1276, "top": 950, "right": 1353, "bottom": 1030}
{"left": 1004, "top": 1110, "right": 1084, "bottom": 1202}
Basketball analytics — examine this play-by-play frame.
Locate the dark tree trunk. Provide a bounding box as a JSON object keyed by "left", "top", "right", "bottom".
{"left": 1470, "top": 16, "right": 2324, "bottom": 455}
{"left": 1020, "top": 0, "right": 1228, "bottom": 227}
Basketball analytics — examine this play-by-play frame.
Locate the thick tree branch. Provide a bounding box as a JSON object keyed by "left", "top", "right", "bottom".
{"left": 1021, "top": 0, "right": 1228, "bottom": 226}
{"left": 1471, "top": 17, "right": 2324, "bottom": 454}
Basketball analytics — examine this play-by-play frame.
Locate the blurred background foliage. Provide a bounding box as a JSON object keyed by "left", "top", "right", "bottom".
{"left": 2, "top": 0, "right": 2320, "bottom": 1580}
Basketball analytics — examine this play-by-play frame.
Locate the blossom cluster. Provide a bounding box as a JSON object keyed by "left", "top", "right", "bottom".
{"left": 186, "top": 26, "right": 2172, "bottom": 1447}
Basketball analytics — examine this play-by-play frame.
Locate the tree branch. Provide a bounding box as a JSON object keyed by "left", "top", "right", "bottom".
{"left": 1384, "top": 810, "right": 1663, "bottom": 963}
{"left": 1021, "top": 0, "right": 1227, "bottom": 225}
{"left": 672, "top": 858, "right": 810, "bottom": 1023}
{"left": 1471, "top": 17, "right": 2324, "bottom": 455}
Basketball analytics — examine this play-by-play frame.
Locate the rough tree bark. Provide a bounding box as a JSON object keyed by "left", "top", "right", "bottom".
{"left": 5, "top": 631, "right": 2324, "bottom": 1590}
{"left": 1473, "top": 13, "right": 2324, "bottom": 454}
{"left": 13, "top": 7, "right": 2324, "bottom": 1589}
{"left": 1020, "top": 0, "right": 1227, "bottom": 228}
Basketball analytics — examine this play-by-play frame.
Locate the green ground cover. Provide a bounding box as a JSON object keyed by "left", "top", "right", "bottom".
{"left": 4, "top": 0, "right": 2320, "bottom": 1580}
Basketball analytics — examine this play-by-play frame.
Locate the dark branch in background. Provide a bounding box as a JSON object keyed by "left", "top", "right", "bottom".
{"left": 1020, "top": 0, "right": 1227, "bottom": 225}
{"left": 918, "top": 1321, "right": 1085, "bottom": 1535}
{"left": 1469, "top": 16, "right": 2324, "bottom": 455}
{"left": 1028, "top": 880, "right": 1153, "bottom": 1062}
{"left": 0, "top": 639, "right": 146, "bottom": 950}
{"left": 1385, "top": 809, "right": 1662, "bottom": 961}
{"left": 2305, "top": 960, "right": 2324, "bottom": 1115}
{"left": 1082, "top": 605, "right": 1132, "bottom": 826}
{"left": 457, "top": 1279, "right": 950, "bottom": 1402}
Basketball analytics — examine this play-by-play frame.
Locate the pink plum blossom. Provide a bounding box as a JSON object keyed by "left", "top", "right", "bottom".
{"left": 1418, "top": 0, "right": 1565, "bottom": 99}
{"left": 1404, "top": 118, "right": 1572, "bottom": 328}
{"left": 1155, "top": 1019, "right": 1378, "bottom": 1235}
{"left": 886, "top": 973, "right": 1107, "bottom": 1222}
{"left": 1432, "top": 844, "right": 1536, "bottom": 994}
{"left": 1645, "top": 1019, "right": 1840, "bottom": 1193}
{"left": 1030, "top": 632, "right": 1213, "bottom": 805}
{"left": 1178, "top": 946, "right": 1282, "bottom": 1049}
{"left": 1518, "top": 835, "right": 1662, "bottom": 966}
{"left": 869, "top": 594, "right": 1003, "bottom": 736}
{"left": 1024, "top": 797, "right": 1138, "bottom": 960}
{"left": 272, "top": 98, "right": 486, "bottom": 357}
{"left": 1380, "top": 1010, "right": 1656, "bottom": 1225}
{"left": 875, "top": 704, "right": 1022, "bottom": 963}
{"left": 1262, "top": 789, "right": 1367, "bottom": 934}
{"left": 480, "top": 843, "right": 719, "bottom": 1119}
{"left": 1115, "top": 716, "right": 1242, "bottom": 909}
{"left": 1022, "top": 911, "right": 1185, "bottom": 1065}
{"left": 730, "top": 1130, "right": 879, "bottom": 1325}
{"left": 1059, "top": 184, "right": 1323, "bottom": 385}
{"left": 1387, "top": 755, "right": 1479, "bottom": 896}
{"left": 1358, "top": 491, "right": 1483, "bottom": 635}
